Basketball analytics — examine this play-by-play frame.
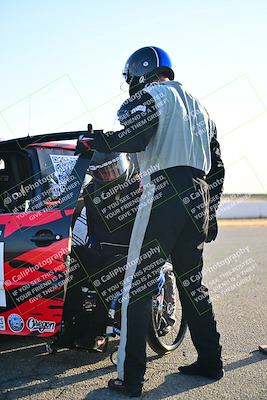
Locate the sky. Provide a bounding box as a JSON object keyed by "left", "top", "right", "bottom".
{"left": 0, "top": 0, "right": 267, "bottom": 193}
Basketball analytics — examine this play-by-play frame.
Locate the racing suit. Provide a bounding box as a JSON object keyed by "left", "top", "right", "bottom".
{"left": 71, "top": 171, "right": 177, "bottom": 340}
{"left": 66, "top": 173, "right": 141, "bottom": 344}
{"left": 88, "top": 80, "right": 225, "bottom": 387}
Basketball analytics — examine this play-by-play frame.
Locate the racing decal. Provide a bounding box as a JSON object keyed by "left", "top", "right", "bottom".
{"left": 0, "top": 224, "right": 6, "bottom": 307}
{"left": 0, "top": 316, "right": 5, "bottom": 330}
{"left": 0, "top": 210, "right": 63, "bottom": 239}
{"left": 0, "top": 236, "right": 70, "bottom": 337}
{"left": 5, "top": 242, "right": 68, "bottom": 307}
{"left": 130, "top": 105, "right": 147, "bottom": 114}
{"left": 7, "top": 313, "right": 24, "bottom": 333}
{"left": 26, "top": 317, "right": 55, "bottom": 333}
{"left": 50, "top": 154, "right": 78, "bottom": 198}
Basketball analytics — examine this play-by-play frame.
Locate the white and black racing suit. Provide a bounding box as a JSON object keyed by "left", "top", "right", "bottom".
{"left": 90, "top": 80, "right": 225, "bottom": 388}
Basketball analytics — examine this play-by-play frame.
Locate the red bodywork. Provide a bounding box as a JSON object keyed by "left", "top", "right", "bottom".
{"left": 0, "top": 210, "right": 74, "bottom": 337}
{"left": 27, "top": 141, "right": 76, "bottom": 151}
{"left": 0, "top": 135, "right": 90, "bottom": 337}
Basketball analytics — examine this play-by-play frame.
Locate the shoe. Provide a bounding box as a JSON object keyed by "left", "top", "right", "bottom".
{"left": 93, "top": 336, "right": 108, "bottom": 352}
{"left": 158, "top": 318, "right": 172, "bottom": 337}
{"left": 259, "top": 345, "right": 267, "bottom": 355}
{"left": 178, "top": 361, "right": 224, "bottom": 381}
{"left": 158, "top": 325, "right": 172, "bottom": 336}
{"left": 108, "top": 378, "right": 142, "bottom": 397}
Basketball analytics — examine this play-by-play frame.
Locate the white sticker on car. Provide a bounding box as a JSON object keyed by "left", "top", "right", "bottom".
{"left": 7, "top": 313, "right": 24, "bottom": 332}
{"left": 0, "top": 316, "right": 5, "bottom": 330}
{"left": 27, "top": 318, "right": 56, "bottom": 333}
{"left": 50, "top": 154, "right": 78, "bottom": 198}
{"left": 0, "top": 242, "right": 7, "bottom": 307}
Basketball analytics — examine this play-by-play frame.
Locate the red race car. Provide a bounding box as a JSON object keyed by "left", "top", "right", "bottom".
{"left": 0, "top": 131, "right": 186, "bottom": 359}
{"left": 0, "top": 131, "right": 91, "bottom": 337}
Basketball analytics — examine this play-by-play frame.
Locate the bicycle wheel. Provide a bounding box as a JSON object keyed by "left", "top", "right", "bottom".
{"left": 147, "top": 262, "right": 187, "bottom": 355}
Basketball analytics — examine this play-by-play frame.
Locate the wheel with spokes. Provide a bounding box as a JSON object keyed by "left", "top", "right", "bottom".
{"left": 147, "top": 263, "right": 187, "bottom": 355}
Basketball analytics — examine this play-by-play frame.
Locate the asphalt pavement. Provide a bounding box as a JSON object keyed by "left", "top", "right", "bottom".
{"left": 0, "top": 222, "right": 266, "bottom": 400}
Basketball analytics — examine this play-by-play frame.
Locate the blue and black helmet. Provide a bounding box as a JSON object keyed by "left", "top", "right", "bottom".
{"left": 123, "top": 46, "right": 174, "bottom": 89}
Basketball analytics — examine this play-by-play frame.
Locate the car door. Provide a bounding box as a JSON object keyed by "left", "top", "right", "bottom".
{"left": 0, "top": 152, "right": 91, "bottom": 337}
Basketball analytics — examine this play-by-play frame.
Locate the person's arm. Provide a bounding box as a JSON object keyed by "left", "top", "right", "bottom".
{"left": 93, "top": 90, "right": 159, "bottom": 153}
{"left": 82, "top": 183, "right": 96, "bottom": 243}
{"left": 72, "top": 206, "right": 89, "bottom": 246}
{"left": 205, "top": 120, "right": 225, "bottom": 242}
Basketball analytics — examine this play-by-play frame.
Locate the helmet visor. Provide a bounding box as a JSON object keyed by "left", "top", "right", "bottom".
{"left": 89, "top": 154, "right": 129, "bottom": 183}
{"left": 122, "top": 66, "right": 130, "bottom": 84}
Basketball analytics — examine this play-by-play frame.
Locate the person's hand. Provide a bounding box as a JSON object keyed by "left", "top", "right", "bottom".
{"left": 75, "top": 135, "right": 94, "bottom": 156}
{"left": 205, "top": 219, "right": 218, "bottom": 243}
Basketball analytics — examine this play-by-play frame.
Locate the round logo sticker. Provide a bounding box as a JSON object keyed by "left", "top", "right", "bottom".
{"left": 7, "top": 313, "right": 24, "bottom": 333}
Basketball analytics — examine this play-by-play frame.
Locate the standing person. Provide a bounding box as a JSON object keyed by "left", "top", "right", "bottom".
{"left": 77, "top": 46, "right": 225, "bottom": 397}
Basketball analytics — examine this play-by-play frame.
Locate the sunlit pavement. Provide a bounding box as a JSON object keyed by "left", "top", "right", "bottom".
{"left": 0, "top": 222, "right": 266, "bottom": 400}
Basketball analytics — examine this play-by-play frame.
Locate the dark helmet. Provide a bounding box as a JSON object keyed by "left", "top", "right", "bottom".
{"left": 123, "top": 46, "right": 174, "bottom": 94}
{"left": 89, "top": 151, "right": 133, "bottom": 186}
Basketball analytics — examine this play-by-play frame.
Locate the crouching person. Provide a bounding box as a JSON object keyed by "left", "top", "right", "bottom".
{"left": 62, "top": 151, "right": 142, "bottom": 350}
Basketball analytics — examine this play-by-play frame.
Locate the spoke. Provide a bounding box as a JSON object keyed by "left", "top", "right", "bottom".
{"left": 152, "top": 275, "right": 186, "bottom": 348}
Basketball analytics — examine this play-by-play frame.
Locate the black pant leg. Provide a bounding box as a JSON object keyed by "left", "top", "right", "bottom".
{"left": 171, "top": 179, "right": 222, "bottom": 364}
{"left": 117, "top": 167, "right": 222, "bottom": 385}
{"left": 118, "top": 174, "right": 188, "bottom": 386}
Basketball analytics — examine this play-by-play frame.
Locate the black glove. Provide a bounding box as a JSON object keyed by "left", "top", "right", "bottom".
{"left": 74, "top": 123, "right": 95, "bottom": 155}
{"left": 74, "top": 135, "right": 94, "bottom": 156}
{"left": 205, "top": 218, "right": 218, "bottom": 243}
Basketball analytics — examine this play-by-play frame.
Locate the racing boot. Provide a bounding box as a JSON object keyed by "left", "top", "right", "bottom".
{"left": 259, "top": 344, "right": 267, "bottom": 355}
{"left": 108, "top": 378, "right": 143, "bottom": 398}
{"left": 178, "top": 345, "right": 224, "bottom": 380}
